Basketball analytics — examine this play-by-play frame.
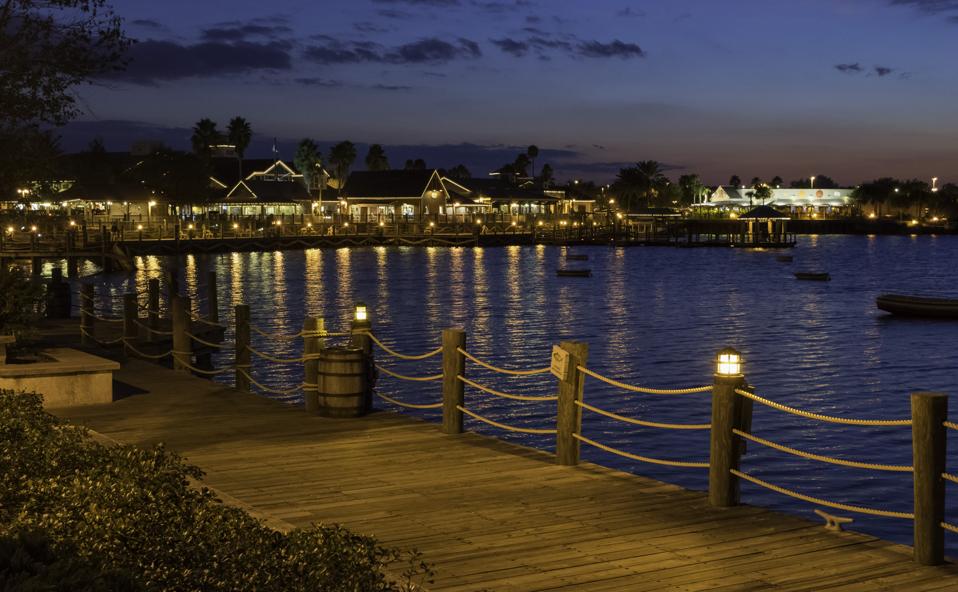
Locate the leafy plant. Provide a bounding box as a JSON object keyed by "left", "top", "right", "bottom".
{"left": 0, "top": 266, "right": 45, "bottom": 349}
{"left": 0, "top": 392, "right": 433, "bottom": 591}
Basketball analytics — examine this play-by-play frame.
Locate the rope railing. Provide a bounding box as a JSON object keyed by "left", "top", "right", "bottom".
{"left": 375, "top": 364, "right": 443, "bottom": 382}
{"left": 189, "top": 313, "right": 225, "bottom": 328}
{"left": 364, "top": 332, "right": 442, "bottom": 361}
{"left": 577, "top": 400, "right": 711, "bottom": 430}
{"left": 944, "top": 421, "right": 958, "bottom": 431}
{"left": 185, "top": 332, "right": 233, "bottom": 349}
{"left": 80, "top": 327, "right": 124, "bottom": 346}
{"left": 457, "top": 347, "right": 550, "bottom": 376}
{"left": 456, "top": 405, "right": 557, "bottom": 434}
{"left": 375, "top": 392, "right": 443, "bottom": 410}
{"left": 458, "top": 375, "right": 557, "bottom": 402}
{"left": 122, "top": 340, "right": 173, "bottom": 360}
{"left": 133, "top": 319, "right": 174, "bottom": 336}
{"left": 246, "top": 345, "right": 305, "bottom": 364}
{"left": 90, "top": 313, "right": 124, "bottom": 323}
{"left": 171, "top": 354, "right": 235, "bottom": 376}
{"left": 577, "top": 365, "right": 711, "bottom": 395}
{"left": 732, "top": 429, "right": 913, "bottom": 472}
{"left": 236, "top": 368, "right": 303, "bottom": 396}
{"left": 573, "top": 433, "right": 710, "bottom": 468}
{"left": 249, "top": 324, "right": 304, "bottom": 341}
{"left": 943, "top": 522, "right": 958, "bottom": 535}
{"left": 731, "top": 469, "right": 914, "bottom": 519}
{"left": 735, "top": 389, "right": 912, "bottom": 426}
{"left": 942, "top": 472, "right": 958, "bottom": 485}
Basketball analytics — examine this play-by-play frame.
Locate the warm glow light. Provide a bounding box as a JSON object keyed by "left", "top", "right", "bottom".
{"left": 475, "top": 219, "right": 482, "bottom": 225}
{"left": 30, "top": 225, "right": 37, "bottom": 232}
{"left": 537, "top": 220, "right": 543, "bottom": 226}
{"left": 233, "top": 223, "right": 239, "bottom": 229}
{"left": 868, "top": 213, "right": 877, "bottom": 219}
{"left": 379, "top": 221, "right": 384, "bottom": 227}
{"left": 5, "top": 226, "right": 13, "bottom": 233}
{"left": 729, "top": 213, "right": 738, "bottom": 219}
{"left": 137, "top": 224, "right": 143, "bottom": 230}
{"left": 616, "top": 213, "right": 623, "bottom": 220}
{"left": 148, "top": 200, "right": 157, "bottom": 207}
{"left": 511, "top": 221, "right": 517, "bottom": 226}
{"left": 343, "top": 222, "right": 349, "bottom": 227}
{"left": 69, "top": 220, "right": 76, "bottom": 227}
{"left": 429, "top": 221, "right": 435, "bottom": 227}
{"left": 354, "top": 302, "right": 368, "bottom": 322}
{"left": 716, "top": 348, "right": 742, "bottom": 376}
{"left": 931, "top": 216, "right": 940, "bottom": 223}
{"left": 188, "top": 224, "right": 194, "bottom": 230}
{"left": 811, "top": 213, "right": 817, "bottom": 219}
{"left": 306, "top": 222, "right": 313, "bottom": 228}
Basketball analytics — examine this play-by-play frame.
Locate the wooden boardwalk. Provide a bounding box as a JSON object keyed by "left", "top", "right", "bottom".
{"left": 55, "top": 360, "right": 958, "bottom": 591}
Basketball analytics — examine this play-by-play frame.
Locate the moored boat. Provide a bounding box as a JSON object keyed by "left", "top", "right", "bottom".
{"left": 795, "top": 272, "right": 830, "bottom": 281}
{"left": 557, "top": 269, "right": 591, "bottom": 277}
{"left": 876, "top": 294, "right": 958, "bottom": 319}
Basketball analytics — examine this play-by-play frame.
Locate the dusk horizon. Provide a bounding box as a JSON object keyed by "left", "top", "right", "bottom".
{"left": 67, "top": 0, "right": 958, "bottom": 185}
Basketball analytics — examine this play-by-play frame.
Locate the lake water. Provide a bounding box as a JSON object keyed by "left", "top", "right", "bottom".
{"left": 72, "top": 235, "right": 958, "bottom": 554}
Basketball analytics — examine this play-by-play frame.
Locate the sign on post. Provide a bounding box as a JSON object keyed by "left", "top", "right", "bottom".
{"left": 551, "top": 345, "right": 571, "bottom": 381}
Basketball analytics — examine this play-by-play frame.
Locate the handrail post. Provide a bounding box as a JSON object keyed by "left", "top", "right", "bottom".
{"left": 351, "top": 302, "right": 373, "bottom": 413}
{"left": 709, "top": 347, "right": 747, "bottom": 507}
{"left": 122, "top": 293, "right": 137, "bottom": 357}
{"left": 556, "top": 341, "right": 589, "bottom": 466}
{"left": 147, "top": 278, "right": 160, "bottom": 339}
{"left": 207, "top": 270, "right": 219, "bottom": 324}
{"left": 80, "top": 283, "right": 94, "bottom": 345}
{"left": 303, "top": 317, "right": 324, "bottom": 413}
{"left": 912, "top": 392, "right": 947, "bottom": 565}
{"left": 171, "top": 295, "right": 191, "bottom": 372}
{"left": 441, "top": 328, "right": 466, "bottom": 434}
{"left": 235, "top": 304, "right": 250, "bottom": 392}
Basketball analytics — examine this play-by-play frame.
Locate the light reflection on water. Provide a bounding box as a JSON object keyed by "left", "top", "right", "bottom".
{"left": 74, "top": 235, "right": 958, "bottom": 553}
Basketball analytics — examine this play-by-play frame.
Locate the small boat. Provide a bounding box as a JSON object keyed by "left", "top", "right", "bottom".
{"left": 557, "top": 269, "right": 592, "bottom": 277}
{"left": 776, "top": 255, "right": 793, "bottom": 263}
{"left": 876, "top": 294, "right": 958, "bottom": 319}
{"left": 795, "top": 272, "right": 830, "bottom": 281}
{"left": 565, "top": 254, "right": 589, "bottom": 261}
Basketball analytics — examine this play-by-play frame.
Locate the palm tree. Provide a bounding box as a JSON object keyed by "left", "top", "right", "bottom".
{"left": 364, "top": 144, "right": 390, "bottom": 171}
{"left": 614, "top": 166, "right": 644, "bottom": 212}
{"left": 328, "top": 141, "right": 357, "bottom": 187}
{"left": 227, "top": 116, "right": 252, "bottom": 178}
{"left": 190, "top": 118, "right": 220, "bottom": 161}
{"left": 294, "top": 139, "right": 322, "bottom": 193}
{"left": 527, "top": 145, "right": 539, "bottom": 178}
{"left": 729, "top": 175, "right": 741, "bottom": 188}
{"left": 513, "top": 153, "right": 531, "bottom": 179}
{"left": 539, "top": 163, "right": 554, "bottom": 188}
{"left": 447, "top": 164, "right": 471, "bottom": 180}
{"left": 635, "top": 160, "right": 667, "bottom": 207}
{"left": 770, "top": 175, "right": 783, "bottom": 188}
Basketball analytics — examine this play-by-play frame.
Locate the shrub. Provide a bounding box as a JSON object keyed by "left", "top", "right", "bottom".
{"left": 0, "top": 392, "right": 432, "bottom": 591}
{"left": 0, "top": 265, "right": 44, "bottom": 350}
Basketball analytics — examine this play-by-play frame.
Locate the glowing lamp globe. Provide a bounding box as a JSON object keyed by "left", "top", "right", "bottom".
{"left": 354, "top": 302, "right": 368, "bottom": 322}
{"left": 716, "top": 348, "right": 742, "bottom": 376}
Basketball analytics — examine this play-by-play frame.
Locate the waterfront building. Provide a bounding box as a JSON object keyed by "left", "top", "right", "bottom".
{"left": 212, "top": 160, "right": 309, "bottom": 218}
{"left": 341, "top": 169, "right": 449, "bottom": 222}
{"left": 709, "top": 186, "right": 855, "bottom": 217}
{"left": 442, "top": 177, "right": 557, "bottom": 217}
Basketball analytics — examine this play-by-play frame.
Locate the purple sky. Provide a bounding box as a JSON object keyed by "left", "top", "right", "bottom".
{"left": 69, "top": 0, "right": 958, "bottom": 184}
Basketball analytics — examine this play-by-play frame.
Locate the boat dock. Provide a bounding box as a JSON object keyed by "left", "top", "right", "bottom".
{"left": 53, "top": 357, "right": 958, "bottom": 591}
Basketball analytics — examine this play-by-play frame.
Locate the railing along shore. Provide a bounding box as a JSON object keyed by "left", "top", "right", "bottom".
{"left": 77, "top": 276, "right": 953, "bottom": 567}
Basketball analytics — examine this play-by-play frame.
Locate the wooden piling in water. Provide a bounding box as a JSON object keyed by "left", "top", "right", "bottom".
{"left": 171, "top": 296, "right": 191, "bottom": 372}
{"left": 350, "top": 307, "right": 373, "bottom": 413}
{"left": 441, "top": 328, "right": 466, "bottom": 434}
{"left": 235, "top": 304, "right": 250, "bottom": 392}
{"left": 207, "top": 270, "right": 219, "bottom": 324}
{"left": 147, "top": 278, "right": 160, "bottom": 342}
{"left": 80, "top": 283, "right": 94, "bottom": 346}
{"left": 911, "top": 392, "right": 947, "bottom": 566}
{"left": 303, "top": 317, "right": 323, "bottom": 413}
{"left": 123, "top": 293, "right": 137, "bottom": 357}
{"left": 708, "top": 356, "right": 748, "bottom": 508}
{"left": 556, "top": 341, "right": 588, "bottom": 466}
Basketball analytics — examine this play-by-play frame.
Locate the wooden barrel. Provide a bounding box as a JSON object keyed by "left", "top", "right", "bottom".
{"left": 316, "top": 347, "right": 368, "bottom": 418}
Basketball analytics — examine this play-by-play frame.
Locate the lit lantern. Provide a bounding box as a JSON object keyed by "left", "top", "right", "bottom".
{"left": 354, "top": 302, "right": 368, "bottom": 322}
{"left": 716, "top": 348, "right": 742, "bottom": 376}
{"left": 379, "top": 221, "right": 384, "bottom": 227}
{"left": 137, "top": 224, "right": 143, "bottom": 231}
{"left": 188, "top": 224, "right": 194, "bottom": 230}
{"left": 69, "top": 220, "right": 76, "bottom": 227}
{"left": 232, "top": 223, "right": 239, "bottom": 229}
{"left": 429, "top": 221, "right": 435, "bottom": 227}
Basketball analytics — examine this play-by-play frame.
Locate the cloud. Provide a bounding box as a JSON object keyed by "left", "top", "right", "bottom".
{"left": 874, "top": 65, "right": 894, "bottom": 76}
{"left": 200, "top": 24, "right": 292, "bottom": 42}
{"left": 294, "top": 77, "right": 344, "bottom": 87}
{"left": 617, "top": 7, "right": 645, "bottom": 17}
{"left": 491, "top": 38, "right": 529, "bottom": 57}
{"left": 889, "top": 0, "right": 958, "bottom": 13}
{"left": 372, "top": 0, "right": 460, "bottom": 4}
{"left": 97, "top": 39, "right": 292, "bottom": 84}
{"left": 372, "top": 83, "right": 413, "bottom": 91}
{"left": 471, "top": 0, "right": 534, "bottom": 12}
{"left": 576, "top": 39, "right": 644, "bottom": 58}
{"left": 130, "top": 19, "right": 165, "bottom": 30}
{"left": 354, "top": 21, "right": 392, "bottom": 33}
{"left": 303, "top": 37, "right": 481, "bottom": 65}
{"left": 834, "top": 62, "right": 863, "bottom": 73}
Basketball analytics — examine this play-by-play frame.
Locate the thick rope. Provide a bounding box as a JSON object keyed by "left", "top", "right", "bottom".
{"left": 577, "top": 400, "right": 711, "bottom": 430}
{"left": 122, "top": 340, "right": 173, "bottom": 360}
{"left": 375, "top": 364, "right": 443, "bottom": 382}
{"left": 573, "top": 433, "right": 710, "bottom": 468}
{"left": 942, "top": 472, "right": 958, "bottom": 485}
{"left": 175, "top": 360, "right": 234, "bottom": 375}
{"left": 364, "top": 332, "right": 442, "bottom": 361}
{"left": 91, "top": 314, "right": 124, "bottom": 323}
{"left": 186, "top": 332, "right": 232, "bottom": 349}
{"left": 944, "top": 421, "right": 958, "bottom": 431}
{"left": 943, "top": 522, "right": 958, "bottom": 535}
{"left": 456, "top": 405, "right": 557, "bottom": 434}
{"left": 458, "top": 375, "right": 558, "bottom": 402}
{"left": 457, "top": 348, "right": 550, "bottom": 376}
{"left": 375, "top": 392, "right": 443, "bottom": 410}
{"left": 133, "top": 319, "right": 173, "bottom": 336}
{"left": 246, "top": 345, "right": 305, "bottom": 364}
{"left": 735, "top": 389, "right": 912, "bottom": 426}
{"left": 731, "top": 469, "right": 914, "bottom": 519}
{"left": 190, "top": 314, "right": 225, "bottom": 328}
{"left": 577, "top": 366, "right": 711, "bottom": 395}
{"left": 733, "top": 429, "right": 913, "bottom": 472}
{"left": 80, "top": 327, "right": 124, "bottom": 346}
{"left": 236, "top": 368, "right": 303, "bottom": 396}
{"left": 249, "top": 324, "right": 303, "bottom": 341}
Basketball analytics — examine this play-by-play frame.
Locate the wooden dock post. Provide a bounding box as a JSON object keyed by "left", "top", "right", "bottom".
{"left": 911, "top": 392, "right": 947, "bottom": 566}
{"left": 80, "top": 283, "right": 94, "bottom": 346}
{"left": 168, "top": 269, "right": 179, "bottom": 297}
{"left": 556, "top": 341, "right": 588, "bottom": 466}
{"left": 709, "top": 347, "right": 748, "bottom": 508}
{"left": 441, "top": 328, "right": 466, "bottom": 435}
{"left": 171, "top": 295, "right": 191, "bottom": 372}
{"left": 122, "top": 293, "right": 137, "bottom": 356}
{"left": 303, "top": 317, "right": 324, "bottom": 413}
{"left": 207, "top": 270, "right": 219, "bottom": 324}
{"left": 235, "top": 304, "right": 250, "bottom": 392}
{"left": 147, "top": 278, "right": 160, "bottom": 342}
{"left": 350, "top": 303, "right": 373, "bottom": 413}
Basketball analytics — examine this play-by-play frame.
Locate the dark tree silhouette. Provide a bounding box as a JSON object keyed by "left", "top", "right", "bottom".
{"left": 328, "top": 141, "right": 357, "bottom": 186}
{"left": 364, "top": 144, "right": 390, "bottom": 171}
{"left": 294, "top": 139, "right": 322, "bottom": 192}
{"left": 729, "top": 175, "right": 741, "bottom": 187}
{"left": 527, "top": 145, "right": 539, "bottom": 178}
{"left": 447, "top": 164, "right": 471, "bottom": 180}
{"left": 227, "top": 117, "right": 252, "bottom": 177}
{"left": 191, "top": 119, "right": 220, "bottom": 162}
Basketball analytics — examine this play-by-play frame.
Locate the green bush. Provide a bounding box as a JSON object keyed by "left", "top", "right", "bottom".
{"left": 0, "top": 392, "right": 432, "bottom": 591}
{"left": 0, "top": 265, "right": 44, "bottom": 350}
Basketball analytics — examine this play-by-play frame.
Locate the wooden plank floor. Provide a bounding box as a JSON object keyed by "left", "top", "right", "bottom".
{"left": 54, "top": 360, "right": 958, "bottom": 591}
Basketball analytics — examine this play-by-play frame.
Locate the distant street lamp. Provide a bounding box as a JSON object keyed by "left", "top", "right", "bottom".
{"left": 932, "top": 177, "right": 939, "bottom": 193}
{"left": 810, "top": 176, "right": 816, "bottom": 189}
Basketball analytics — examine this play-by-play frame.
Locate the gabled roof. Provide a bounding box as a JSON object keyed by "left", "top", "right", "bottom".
{"left": 220, "top": 178, "right": 310, "bottom": 203}
{"left": 209, "top": 157, "right": 277, "bottom": 188}
{"left": 446, "top": 177, "right": 557, "bottom": 202}
{"left": 740, "top": 205, "right": 790, "bottom": 220}
{"left": 343, "top": 169, "right": 440, "bottom": 199}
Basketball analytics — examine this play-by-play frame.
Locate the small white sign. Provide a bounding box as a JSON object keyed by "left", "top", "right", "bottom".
{"left": 550, "top": 345, "right": 570, "bottom": 381}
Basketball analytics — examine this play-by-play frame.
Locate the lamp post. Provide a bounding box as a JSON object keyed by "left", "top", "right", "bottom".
{"left": 810, "top": 176, "right": 816, "bottom": 189}
{"left": 709, "top": 347, "right": 748, "bottom": 508}
{"left": 931, "top": 177, "right": 939, "bottom": 193}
